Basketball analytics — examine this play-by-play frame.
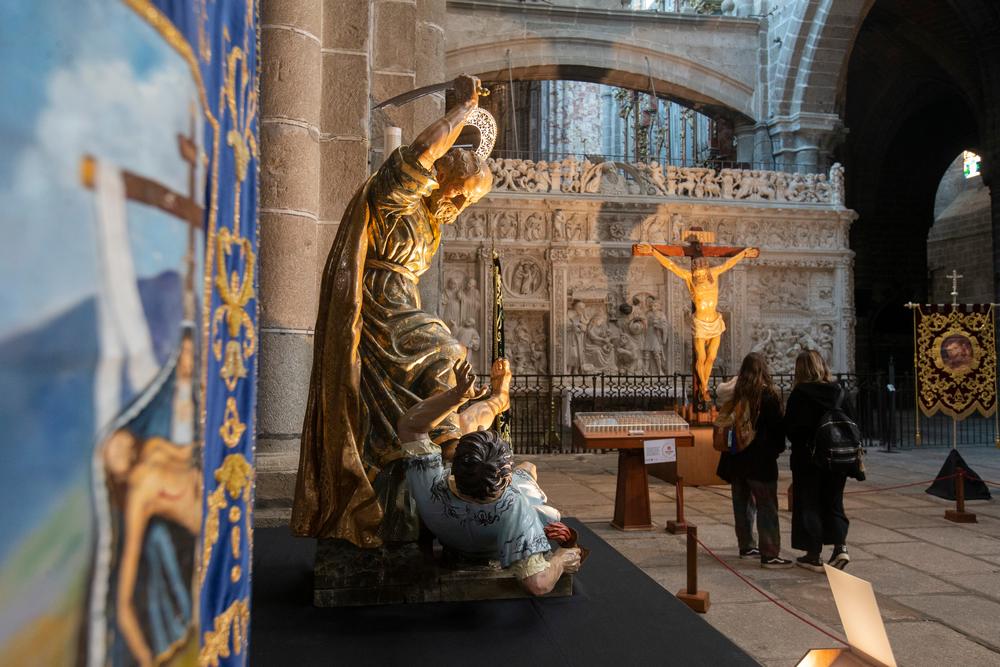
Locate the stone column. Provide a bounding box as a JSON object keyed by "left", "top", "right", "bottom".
{"left": 767, "top": 112, "right": 843, "bottom": 173}
{"left": 416, "top": 0, "right": 447, "bottom": 317}
{"left": 733, "top": 122, "right": 755, "bottom": 165}
{"left": 257, "top": 0, "right": 324, "bottom": 523}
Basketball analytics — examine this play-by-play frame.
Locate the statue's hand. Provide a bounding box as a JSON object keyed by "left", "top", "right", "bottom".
{"left": 633, "top": 243, "right": 653, "bottom": 256}
{"left": 454, "top": 74, "right": 481, "bottom": 107}
{"left": 555, "top": 547, "right": 582, "bottom": 574}
{"left": 744, "top": 247, "right": 760, "bottom": 259}
{"left": 451, "top": 359, "right": 487, "bottom": 402}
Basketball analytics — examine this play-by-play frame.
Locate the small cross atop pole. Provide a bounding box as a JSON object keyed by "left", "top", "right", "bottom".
{"left": 947, "top": 270, "right": 963, "bottom": 306}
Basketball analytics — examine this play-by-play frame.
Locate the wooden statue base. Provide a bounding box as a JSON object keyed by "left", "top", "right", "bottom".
{"left": 313, "top": 539, "right": 572, "bottom": 606}
{"left": 944, "top": 509, "right": 977, "bottom": 523}
{"left": 682, "top": 403, "right": 718, "bottom": 425}
{"left": 611, "top": 449, "right": 656, "bottom": 530}
{"left": 676, "top": 589, "right": 710, "bottom": 613}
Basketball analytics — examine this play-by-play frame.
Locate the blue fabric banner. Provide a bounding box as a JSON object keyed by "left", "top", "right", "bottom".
{"left": 0, "top": 1, "right": 257, "bottom": 665}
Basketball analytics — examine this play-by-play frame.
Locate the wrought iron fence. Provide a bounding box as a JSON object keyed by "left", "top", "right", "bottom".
{"left": 491, "top": 372, "right": 997, "bottom": 454}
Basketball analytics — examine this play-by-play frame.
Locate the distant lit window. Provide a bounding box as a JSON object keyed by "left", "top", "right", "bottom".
{"left": 963, "top": 151, "right": 981, "bottom": 179}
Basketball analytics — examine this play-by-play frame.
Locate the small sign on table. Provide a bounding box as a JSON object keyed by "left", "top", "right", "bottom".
{"left": 644, "top": 438, "right": 677, "bottom": 464}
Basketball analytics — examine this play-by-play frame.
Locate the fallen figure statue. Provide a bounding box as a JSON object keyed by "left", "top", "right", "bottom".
{"left": 396, "top": 358, "right": 584, "bottom": 595}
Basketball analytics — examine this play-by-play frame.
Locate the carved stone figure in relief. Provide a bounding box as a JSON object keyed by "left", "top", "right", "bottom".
{"left": 496, "top": 212, "right": 517, "bottom": 239}
{"left": 511, "top": 259, "right": 542, "bottom": 296}
{"left": 530, "top": 341, "right": 547, "bottom": 373}
{"left": 455, "top": 318, "right": 481, "bottom": 366}
{"left": 524, "top": 213, "right": 546, "bottom": 241}
{"left": 552, "top": 210, "right": 566, "bottom": 241}
{"left": 643, "top": 296, "right": 669, "bottom": 375}
{"left": 458, "top": 277, "right": 480, "bottom": 325}
{"left": 465, "top": 212, "right": 486, "bottom": 239}
{"left": 615, "top": 333, "right": 640, "bottom": 373}
{"left": 584, "top": 312, "right": 616, "bottom": 372}
{"left": 566, "top": 300, "right": 589, "bottom": 373}
{"left": 440, "top": 276, "right": 462, "bottom": 330}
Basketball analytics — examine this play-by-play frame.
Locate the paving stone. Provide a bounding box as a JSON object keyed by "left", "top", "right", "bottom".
{"left": 899, "top": 526, "right": 1000, "bottom": 554}
{"left": 702, "top": 601, "right": 838, "bottom": 663}
{"left": 857, "top": 507, "right": 957, "bottom": 528}
{"left": 885, "top": 620, "right": 1000, "bottom": 667}
{"left": 841, "top": 519, "right": 916, "bottom": 544}
{"left": 864, "top": 542, "right": 997, "bottom": 574}
{"left": 893, "top": 594, "right": 1000, "bottom": 650}
{"left": 838, "top": 558, "right": 961, "bottom": 595}
{"left": 939, "top": 572, "right": 1000, "bottom": 600}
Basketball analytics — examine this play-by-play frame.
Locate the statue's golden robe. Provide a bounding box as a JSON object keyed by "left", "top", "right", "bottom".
{"left": 291, "top": 147, "right": 466, "bottom": 546}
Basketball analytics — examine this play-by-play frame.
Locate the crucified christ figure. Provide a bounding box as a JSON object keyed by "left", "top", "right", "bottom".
{"left": 635, "top": 240, "right": 758, "bottom": 407}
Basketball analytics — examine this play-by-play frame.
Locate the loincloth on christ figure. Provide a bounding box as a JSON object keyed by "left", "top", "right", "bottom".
{"left": 692, "top": 313, "right": 726, "bottom": 340}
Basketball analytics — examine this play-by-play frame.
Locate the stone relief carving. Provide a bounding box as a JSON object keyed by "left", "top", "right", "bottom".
{"left": 750, "top": 321, "right": 837, "bottom": 374}
{"left": 439, "top": 167, "right": 855, "bottom": 376}
{"left": 487, "top": 157, "right": 846, "bottom": 207}
{"left": 508, "top": 312, "right": 548, "bottom": 374}
{"left": 505, "top": 257, "right": 545, "bottom": 297}
{"left": 563, "top": 294, "right": 670, "bottom": 374}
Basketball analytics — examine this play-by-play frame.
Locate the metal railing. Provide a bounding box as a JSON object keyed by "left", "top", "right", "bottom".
{"left": 493, "top": 372, "right": 997, "bottom": 454}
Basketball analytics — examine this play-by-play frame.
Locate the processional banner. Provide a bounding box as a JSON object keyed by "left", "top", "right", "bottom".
{"left": 0, "top": 2, "right": 257, "bottom": 666}
{"left": 914, "top": 304, "right": 997, "bottom": 419}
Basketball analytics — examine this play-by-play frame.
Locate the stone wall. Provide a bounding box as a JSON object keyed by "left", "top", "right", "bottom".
{"left": 928, "top": 158, "right": 993, "bottom": 304}
{"left": 257, "top": 0, "right": 446, "bottom": 526}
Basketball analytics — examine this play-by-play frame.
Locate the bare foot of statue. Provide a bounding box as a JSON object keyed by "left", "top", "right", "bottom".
{"left": 490, "top": 357, "right": 512, "bottom": 410}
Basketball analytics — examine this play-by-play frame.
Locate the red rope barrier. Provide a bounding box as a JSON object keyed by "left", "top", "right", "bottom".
{"left": 693, "top": 536, "right": 849, "bottom": 647}
{"left": 843, "top": 472, "right": 959, "bottom": 495}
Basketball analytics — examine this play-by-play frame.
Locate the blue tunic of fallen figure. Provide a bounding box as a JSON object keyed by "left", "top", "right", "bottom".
{"left": 397, "top": 359, "right": 583, "bottom": 595}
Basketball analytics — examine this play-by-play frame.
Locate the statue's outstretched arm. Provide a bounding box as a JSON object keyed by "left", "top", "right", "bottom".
{"left": 397, "top": 359, "right": 487, "bottom": 443}
{"left": 649, "top": 248, "right": 690, "bottom": 282}
{"left": 714, "top": 247, "right": 759, "bottom": 276}
{"left": 457, "top": 358, "right": 512, "bottom": 435}
{"left": 411, "top": 75, "right": 482, "bottom": 171}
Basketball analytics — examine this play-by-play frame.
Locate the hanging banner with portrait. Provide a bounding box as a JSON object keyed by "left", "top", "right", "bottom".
{"left": 914, "top": 304, "right": 997, "bottom": 419}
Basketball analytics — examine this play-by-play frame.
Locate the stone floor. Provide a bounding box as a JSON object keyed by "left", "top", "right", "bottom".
{"left": 524, "top": 447, "right": 1000, "bottom": 667}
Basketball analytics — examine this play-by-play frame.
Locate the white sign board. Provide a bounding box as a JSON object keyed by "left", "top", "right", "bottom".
{"left": 643, "top": 438, "right": 676, "bottom": 464}
{"left": 824, "top": 565, "right": 897, "bottom": 667}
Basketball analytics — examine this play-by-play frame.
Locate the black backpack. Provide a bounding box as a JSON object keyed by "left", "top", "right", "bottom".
{"left": 810, "top": 387, "right": 866, "bottom": 480}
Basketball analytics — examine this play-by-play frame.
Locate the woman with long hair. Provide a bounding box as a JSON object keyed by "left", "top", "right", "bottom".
{"left": 784, "top": 349, "right": 851, "bottom": 572}
{"left": 717, "top": 352, "right": 793, "bottom": 568}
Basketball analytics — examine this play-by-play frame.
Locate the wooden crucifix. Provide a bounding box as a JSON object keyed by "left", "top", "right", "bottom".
{"left": 634, "top": 227, "right": 759, "bottom": 419}
{"left": 80, "top": 119, "right": 203, "bottom": 320}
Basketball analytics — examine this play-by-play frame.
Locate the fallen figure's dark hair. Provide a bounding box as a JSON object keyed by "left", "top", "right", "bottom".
{"left": 452, "top": 430, "right": 513, "bottom": 501}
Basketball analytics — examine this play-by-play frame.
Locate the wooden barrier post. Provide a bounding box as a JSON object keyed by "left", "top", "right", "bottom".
{"left": 945, "top": 467, "right": 977, "bottom": 523}
{"left": 676, "top": 524, "right": 710, "bottom": 613}
{"left": 666, "top": 475, "right": 688, "bottom": 534}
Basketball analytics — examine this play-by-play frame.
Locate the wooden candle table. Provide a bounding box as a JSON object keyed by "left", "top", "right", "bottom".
{"left": 572, "top": 411, "right": 694, "bottom": 531}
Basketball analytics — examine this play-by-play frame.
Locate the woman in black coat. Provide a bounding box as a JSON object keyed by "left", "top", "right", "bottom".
{"left": 717, "top": 353, "right": 793, "bottom": 568}
{"left": 783, "top": 350, "right": 852, "bottom": 572}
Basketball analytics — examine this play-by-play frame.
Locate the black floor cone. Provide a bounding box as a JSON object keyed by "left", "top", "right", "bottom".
{"left": 925, "top": 449, "right": 992, "bottom": 500}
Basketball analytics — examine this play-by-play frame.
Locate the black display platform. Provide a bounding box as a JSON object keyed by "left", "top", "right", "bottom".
{"left": 251, "top": 519, "right": 756, "bottom": 666}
